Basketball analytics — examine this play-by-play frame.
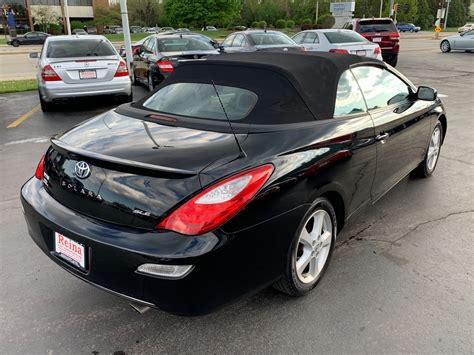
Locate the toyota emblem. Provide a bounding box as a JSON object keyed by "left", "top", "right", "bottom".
{"left": 75, "top": 161, "right": 91, "bottom": 179}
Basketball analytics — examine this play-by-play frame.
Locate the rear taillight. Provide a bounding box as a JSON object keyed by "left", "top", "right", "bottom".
{"left": 157, "top": 164, "right": 274, "bottom": 235}
{"left": 388, "top": 32, "right": 400, "bottom": 40}
{"left": 330, "top": 49, "right": 349, "bottom": 54}
{"left": 157, "top": 58, "right": 174, "bottom": 72}
{"left": 35, "top": 155, "right": 45, "bottom": 180}
{"left": 41, "top": 65, "right": 61, "bottom": 81}
{"left": 374, "top": 46, "right": 381, "bottom": 54}
{"left": 114, "top": 60, "right": 129, "bottom": 77}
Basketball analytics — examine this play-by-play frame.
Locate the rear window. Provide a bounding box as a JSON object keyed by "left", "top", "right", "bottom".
{"left": 358, "top": 20, "right": 397, "bottom": 33}
{"left": 46, "top": 39, "right": 116, "bottom": 58}
{"left": 249, "top": 33, "right": 295, "bottom": 45}
{"left": 324, "top": 31, "right": 367, "bottom": 43}
{"left": 142, "top": 83, "right": 258, "bottom": 121}
{"left": 157, "top": 38, "right": 214, "bottom": 52}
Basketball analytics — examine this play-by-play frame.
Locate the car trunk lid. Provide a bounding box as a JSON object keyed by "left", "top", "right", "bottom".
{"left": 42, "top": 110, "right": 245, "bottom": 229}
{"left": 161, "top": 50, "right": 219, "bottom": 67}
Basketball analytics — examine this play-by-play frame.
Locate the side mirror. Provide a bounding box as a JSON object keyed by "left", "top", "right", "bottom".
{"left": 417, "top": 86, "right": 437, "bottom": 101}
{"left": 29, "top": 52, "right": 39, "bottom": 59}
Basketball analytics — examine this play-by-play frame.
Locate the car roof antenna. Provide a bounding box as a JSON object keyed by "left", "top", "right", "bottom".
{"left": 211, "top": 80, "right": 247, "bottom": 158}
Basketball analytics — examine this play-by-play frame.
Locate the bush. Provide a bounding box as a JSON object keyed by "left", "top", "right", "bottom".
{"left": 49, "top": 23, "right": 63, "bottom": 35}
{"left": 301, "top": 24, "right": 312, "bottom": 30}
{"left": 251, "top": 21, "right": 259, "bottom": 28}
{"left": 317, "top": 14, "right": 335, "bottom": 29}
{"left": 275, "top": 19, "right": 286, "bottom": 29}
{"left": 70, "top": 20, "right": 85, "bottom": 30}
{"left": 258, "top": 20, "right": 267, "bottom": 29}
{"left": 286, "top": 20, "right": 295, "bottom": 28}
{"left": 301, "top": 18, "right": 312, "bottom": 25}
{"left": 312, "top": 24, "right": 324, "bottom": 29}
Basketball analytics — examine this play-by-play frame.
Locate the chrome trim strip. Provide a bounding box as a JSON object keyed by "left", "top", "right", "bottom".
{"left": 51, "top": 138, "right": 196, "bottom": 175}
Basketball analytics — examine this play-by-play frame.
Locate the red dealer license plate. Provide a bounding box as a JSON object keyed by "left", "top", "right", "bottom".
{"left": 79, "top": 70, "right": 97, "bottom": 80}
{"left": 54, "top": 232, "right": 86, "bottom": 270}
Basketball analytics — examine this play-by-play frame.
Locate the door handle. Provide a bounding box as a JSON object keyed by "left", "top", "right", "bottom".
{"left": 376, "top": 132, "right": 389, "bottom": 143}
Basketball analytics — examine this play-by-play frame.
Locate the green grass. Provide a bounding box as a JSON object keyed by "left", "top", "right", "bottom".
{"left": 103, "top": 29, "right": 234, "bottom": 43}
{"left": 0, "top": 38, "right": 7, "bottom": 45}
{"left": 0, "top": 79, "right": 37, "bottom": 94}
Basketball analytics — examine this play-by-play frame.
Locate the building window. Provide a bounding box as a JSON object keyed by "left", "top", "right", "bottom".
{"left": 68, "top": 0, "right": 93, "bottom": 6}
{"left": 31, "top": 0, "right": 61, "bottom": 5}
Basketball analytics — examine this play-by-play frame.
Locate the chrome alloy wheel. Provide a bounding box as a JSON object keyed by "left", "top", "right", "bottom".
{"left": 427, "top": 126, "right": 441, "bottom": 171}
{"left": 295, "top": 209, "right": 333, "bottom": 284}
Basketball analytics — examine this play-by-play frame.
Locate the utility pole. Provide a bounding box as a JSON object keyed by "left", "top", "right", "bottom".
{"left": 389, "top": 0, "right": 395, "bottom": 18}
{"left": 444, "top": 0, "right": 451, "bottom": 29}
{"left": 63, "top": 0, "right": 71, "bottom": 35}
{"left": 315, "top": 0, "right": 319, "bottom": 24}
{"left": 119, "top": 0, "right": 133, "bottom": 75}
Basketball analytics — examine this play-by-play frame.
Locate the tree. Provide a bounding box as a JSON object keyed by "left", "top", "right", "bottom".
{"left": 93, "top": 6, "right": 121, "bottom": 27}
{"left": 416, "top": 0, "right": 434, "bottom": 29}
{"left": 317, "top": 14, "right": 335, "bottom": 28}
{"left": 447, "top": 0, "right": 467, "bottom": 26}
{"left": 395, "top": 0, "right": 418, "bottom": 23}
{"left": 166, "top": 0, "right": 241, "bottom": 28}
{"left": 30, "top": 6, "right": 61, "bottom": 33}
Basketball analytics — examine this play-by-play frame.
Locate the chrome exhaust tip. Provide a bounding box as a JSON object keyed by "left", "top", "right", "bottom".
{"left": 129, "top": 302, "right": 151, "bottom": 314}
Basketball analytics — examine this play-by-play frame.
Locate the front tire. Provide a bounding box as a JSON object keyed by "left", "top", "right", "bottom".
{"left": 273, "top": 198, "right": 336, "bottom": 296}
{"left": 440, "top": 40, "right": 451, "bottom": 53}
{"left": 387, "top": 54, "right": 398, "bottom": 67}
{"left": 11, "top": 40, "right": 20, "bottom": 47}
{"left": 412, "top": 121, "right": 443, "bottom": 178}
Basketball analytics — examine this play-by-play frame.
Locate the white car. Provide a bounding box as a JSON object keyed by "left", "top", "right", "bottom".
{"left": 440, "top": 29, "right": 474, "bottom": 52}
{"left": 292, "top": 29, "right": 383, "bottom": 60}
{"left": 31, "top": 35, "right": 132, "bottom": 112}
{"left": 458, "top": 23, "right": 474, "bottom": 33}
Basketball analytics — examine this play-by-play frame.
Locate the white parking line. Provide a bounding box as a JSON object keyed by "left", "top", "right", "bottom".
{"left": 4, "top": 136, "right": 49, "bottom": 146}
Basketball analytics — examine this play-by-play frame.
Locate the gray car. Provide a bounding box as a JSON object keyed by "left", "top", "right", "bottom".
{"left": 440, "top": 30, "right": 474, "bottom": 52}
{"left": 32, "top": 35, "right": 132, "bottom": 112}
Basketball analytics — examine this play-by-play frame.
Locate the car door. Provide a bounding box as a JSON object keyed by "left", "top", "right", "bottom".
{"left": 352, "top": 65, "right": 432, "bottom": 201}
{"left": 454, "top": 30, "right": 474, "bottom": 49}
{"left": 301, "top": 32, "right": 320, "bottom": 51}
{"left": 332, "top": 69, "right": 376, "bottom": 215}
{"left": 23, "top": 33, "right": 37, "bottom": 44}
{"left": 220, "top": 34, "right": 235, "bottom": 53}
{"left": 135, "top": 38, "right": 151, "bottom": 80}
{"left": 228, "top": 34, "right": 248, "bottom": 52}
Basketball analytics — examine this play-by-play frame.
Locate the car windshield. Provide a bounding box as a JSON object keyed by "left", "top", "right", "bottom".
{"left": 324, "top": 31, "right": 367, "bottom": 43}
{"left": 157, "top": 38, "right": 214, "bottom": 52}
{"left": 249, "top": 32, "right": 295, "bottom": 45}
{"left": 142, "top": 83, "right": 258, "bottom": 121}
{"left": 359, "top": 20, "right": 397, "bottom": 33}
{"left": 46, "top": 39, "right": 116, "bottom": 58}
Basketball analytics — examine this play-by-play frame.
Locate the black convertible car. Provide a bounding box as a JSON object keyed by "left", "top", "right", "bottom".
{"left": 21, "top": 52, "right": 446, "bottom": 315}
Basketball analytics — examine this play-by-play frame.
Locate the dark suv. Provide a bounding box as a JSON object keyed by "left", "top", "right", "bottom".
{"left": 343, "top": 18, "right": 400, "bottom": 66}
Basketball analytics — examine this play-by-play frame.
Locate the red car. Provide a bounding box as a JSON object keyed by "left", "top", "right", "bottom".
{"left": 343, "top": 18, "right": 400, "bottom": 66}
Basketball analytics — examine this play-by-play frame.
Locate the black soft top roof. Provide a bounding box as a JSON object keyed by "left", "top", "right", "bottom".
{"left": 163, "top": 52, "right": 383, "bottom": 121}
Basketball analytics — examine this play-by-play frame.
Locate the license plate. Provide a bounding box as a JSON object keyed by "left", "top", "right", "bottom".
{"left": 373, "top": 37, "right": 382, "bottom": 43}
{"left": 79, "top": 70, "right": 97, "bottom": 80}
{"left": 54, "top": 232, "right": 86, "bottom": 269}
{"left": 356, "top": 50, "right": 366, "bottom": 56}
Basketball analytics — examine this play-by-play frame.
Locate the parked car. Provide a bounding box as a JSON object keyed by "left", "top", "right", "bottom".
{"left": 105, "top": 26, "right": 120, "bottom": 34}
{"left": 72, "top": 29, "right": 88, "bottom": 35}
{"left": 176, "top": 28, "right": 190, "bottom": 32}
{"left": 159, "top": 31, "right": 220, "bottom": 48}
{"left": 130, "top": 26, "right": 142, "bottom": 33}
{"left": 220, "top": 30, "right": 302, "bottom": 53}
{"left": 143, "top": 27, "right": 159, "bottom": 33}
{"left": 159, "top": 27, "right": 175, "bottom": 32}
{"left": 397, "top": 23, "right": 420, "bottom": 32}
{"left": 7, "top": 31, "right": 49, "bottom": 47}
{"left": 115, "top": 27, "right": 124, "bottom": 34}
{"left": 119, "top": 35, "right": 154, "bottom": 58}
{"left": 440, "top": 29, "right": 474, "bottom": 52}
{"left": 31, "top": 35, "right": 132, "bottom": 111}
{"left": 343, "top": 18, "right": 400, "bottom": 66}
{"left": 21, "top": 52, "right": 447, "bottom": 315}
{"left": 202, "top": 25, "right": 217, "bottom": 31}
{"left": 458, "top": 23, "right": 474, "bottom": 33}
{"left": 86, "top": 26, "right": 97, "bottom": 34}
{"left": 292, "top": 29, "right": 382, "bottom": 60}
{"left": 132, "top": 34, "right": 219, "bottom": 90}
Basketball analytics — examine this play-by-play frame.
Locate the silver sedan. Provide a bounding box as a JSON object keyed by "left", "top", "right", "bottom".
{"left": 440, "top": 30, "right": 474, "bottom": 52}
{"left": 292, "top": 29, "right": 383, "bottom": 60}
{"left": 32, "top": 35, "right": 132, "bottom": 111}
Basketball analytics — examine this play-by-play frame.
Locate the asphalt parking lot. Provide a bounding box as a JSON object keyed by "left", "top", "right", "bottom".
{"left": 1, "top": 37, "right": 473, "bottom": 353}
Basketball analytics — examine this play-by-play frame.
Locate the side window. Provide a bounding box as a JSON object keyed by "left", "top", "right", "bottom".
{"left": 334, "top": 70, "right": 367, "bottom": 117}
{"left": 344, "top": 23, "right": 353, "bottom": 30}
{"left": 141, "top": 38, "right": 150, "bottom": 53}
{"left": 149, "top": 38, "right": 156, "bottom": 53}
{"left": 232, "top": 34, "right": 245, "bottom": 47}
{"left": 351, "top": 66, "right": 410, "bottom": 110}
{"left": 222, "top": 35, "right": 234, "bottom": 47}
{"left": 292, "top": 32, "right": 305, "bottom": 44}
{"left": 303, "top": 32, "right": 319, "bottom": 44}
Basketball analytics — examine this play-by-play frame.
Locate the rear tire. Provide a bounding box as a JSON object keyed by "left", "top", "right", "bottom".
{"left": 118, "top": 93, "right": 133, "bottom": 104}
{"left": 440, "top": 40, "right": 451, "bottom": 53}
{"left": 273, "top": 198, "right": 336, "bottom": 296}
{"left": 39, "top": 94, "right": 54, "bottom": 112}
{"left": 12, "top": 40, "right": 20, "bottom": 47}
{"left": 387, "top": 54, "right": 398, "bottom": 67}
{"left": 412, "top": 121, "right": 443, "bottom": 178}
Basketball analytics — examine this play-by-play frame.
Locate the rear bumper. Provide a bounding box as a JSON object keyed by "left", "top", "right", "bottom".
{"left": 39, "top": 77, "right": 131, "bottom": 102}
{"left": 21, "top": 178, "right": 306, "bottom": 315}
{"left": 380, "top": 43, "right": 400, "bottom": 57}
